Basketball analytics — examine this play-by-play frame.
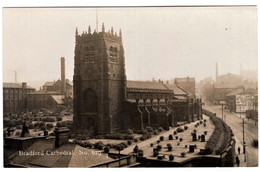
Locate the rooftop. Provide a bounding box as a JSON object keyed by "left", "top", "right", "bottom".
{"left": 174, "top": 77, "right": 195, "bottom": 83}
{"left": 3, "top": 82, "right": 35, "bottom": 89}
{"left": 27, "top": 90, "right": 60, "bottom": 95}
{"left": 51, "top": 95, "right": 65, "bottom": 105}
{"left": 127, "top": 80, "right": 169, "bottom": 91}
{"left": 165, "top": 84, "right": 188, "bottom": 95}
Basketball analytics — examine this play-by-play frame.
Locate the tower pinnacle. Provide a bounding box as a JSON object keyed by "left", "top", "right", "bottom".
{"left": 88, "top": 26, "right": 91, "bottom": 34}
{"left": 111, "top": 26, "right": 114, "bottom": 35}
{"left": 119, "top": 28, "right": 122, "bottom": 37}
{"left": 102, "top": 23, "right": 105, "bottom": 32}
{"left": 75, "top": 27, "right": 78, "bottom": 40}
{"left": 75, "top": 27, "right": 78, "bottom": 36}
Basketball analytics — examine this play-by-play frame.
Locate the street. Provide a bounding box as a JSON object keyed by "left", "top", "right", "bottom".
{"left": 204, "top": 103, "right": 258, "bottom": 167}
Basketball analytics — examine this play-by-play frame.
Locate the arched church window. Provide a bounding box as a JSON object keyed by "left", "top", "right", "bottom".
{"left": 109, "top": 46, "right": 113, "bottom": 51}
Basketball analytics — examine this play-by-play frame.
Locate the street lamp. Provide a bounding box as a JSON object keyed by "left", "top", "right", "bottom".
{"left": 220, "top": 101, "right": 226, "bottom": 121}
{"left": 242, "top": 119, "right": 246, "bottom": 162}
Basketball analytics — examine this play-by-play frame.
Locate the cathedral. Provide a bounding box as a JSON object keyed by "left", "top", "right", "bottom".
{"left": 73, "top": 24, "right": 202, "bottom": 134}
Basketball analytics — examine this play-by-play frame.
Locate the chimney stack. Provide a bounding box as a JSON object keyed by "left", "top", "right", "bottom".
{"left": 22, "top": 82, "right": 27, "bottom": 89}
{"left": 60, "top": 57, "right": 66, "bottom": 95}
{"left": 54, "top": 127, "right": 70, "bottom": 148}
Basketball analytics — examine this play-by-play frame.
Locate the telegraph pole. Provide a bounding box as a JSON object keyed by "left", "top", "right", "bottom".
{"left": 222, "top": 103, "right": 224, "bottom": 121}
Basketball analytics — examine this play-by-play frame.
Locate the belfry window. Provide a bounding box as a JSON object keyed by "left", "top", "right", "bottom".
{"left": 109, "top": 46, "right": 117, "bottom": 63}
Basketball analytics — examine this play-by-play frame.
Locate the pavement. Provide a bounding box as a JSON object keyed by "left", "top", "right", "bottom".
{"left": 234, "top": 135, "right": 248, "bottom": 167}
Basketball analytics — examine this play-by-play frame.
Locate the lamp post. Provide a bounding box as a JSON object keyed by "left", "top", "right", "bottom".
{"left": 220, "top": 101, "right": 225, "bottom": 121}
{"left": 242, "top": 119, "right": 246, "bottom": 162}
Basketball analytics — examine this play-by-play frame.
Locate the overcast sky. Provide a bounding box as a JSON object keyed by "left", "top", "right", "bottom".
{"left": 2, "top": 7, "right": 257, "bottom": 88}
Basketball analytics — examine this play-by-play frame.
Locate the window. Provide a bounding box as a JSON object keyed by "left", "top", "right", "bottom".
{"left": 109, "top": 46, "right": 113, "bottom": 51}
{"left": 109, "top": 46, "right": 117, "bottom": 62}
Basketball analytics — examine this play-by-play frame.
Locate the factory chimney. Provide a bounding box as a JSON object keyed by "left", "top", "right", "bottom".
{"left": 215, "top": 63, "right": 219, "bottom": 82}
{"left": 15, "top": 71, "right": 17, "bottom": 83}
{"left": 60, "top": 57, "right": 66, "bottom": 95}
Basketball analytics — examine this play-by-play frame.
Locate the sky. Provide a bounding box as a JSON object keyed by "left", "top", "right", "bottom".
{"left": 2, "top": 7, "right": 258, "bottom": 89}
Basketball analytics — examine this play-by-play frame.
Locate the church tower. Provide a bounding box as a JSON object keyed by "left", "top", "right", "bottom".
{"left": 73, "top": 24, "right": 126, "bottom": 134}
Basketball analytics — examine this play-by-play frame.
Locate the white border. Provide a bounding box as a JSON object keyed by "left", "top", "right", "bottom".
{"left": 0, "top": 0, "right": 259, "bottom": 171}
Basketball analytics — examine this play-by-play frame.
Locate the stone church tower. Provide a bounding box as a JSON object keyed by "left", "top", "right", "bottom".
{"left": 73, "top": 24, "right": 126, "bottom": 134}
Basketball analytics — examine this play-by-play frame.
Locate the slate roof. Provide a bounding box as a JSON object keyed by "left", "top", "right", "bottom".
{"left": 173, "top": 96, "right": 187, "bottom": 100}
{"left": 10, "top": 140, "right": 114, "bottom": 167}
{"left": 226, "top": 89, "right": 244, "bottom": 97}
{"left": 27, "top": 90, "right": 60, "bottom": 95}
{"left": 43, "top": 80, "right": 73, "bottom": 87}
{"left": 3, "top": 83, "right": 35, "bottom": 89}
{"left": 164, "top": 84, "right": 188, "bottom": 95}
{"left": 43, "top": 81, "right": 55, "bottom": 87}
{"left": 51, "top": 95, "right": 65, "bottom": 105}
{"left": 127, "top": 80, "right": 169, "bottom": 91}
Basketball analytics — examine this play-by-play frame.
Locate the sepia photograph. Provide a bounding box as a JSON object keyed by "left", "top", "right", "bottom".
{"left": 2, "top": 6, "right": 258, "bottom": 168}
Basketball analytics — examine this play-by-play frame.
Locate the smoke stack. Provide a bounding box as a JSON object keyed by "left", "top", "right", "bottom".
{"left": 60, "top": 57, "right": 66, "bottom": 95}
{"left": 216, "top": 63, "right": 218, "bottom": 82}
{"left": 15, "top": 71, "right": 17, "bottom": 83}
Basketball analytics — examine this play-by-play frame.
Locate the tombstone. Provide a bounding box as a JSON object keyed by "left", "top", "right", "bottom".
{"left": 189, "top": 145, "right": 196, "bottom": 152}
{"left": 201, "top": 134, "right": 205, "bottom": 142}
{"left": 192, "top": 133, "right": 197, "bottom": 141}
{"left": 157, "top": 155, "right": 164, "bottom": 160}
{"left": 43, "top": 130, "right": 48, "bottom": 136}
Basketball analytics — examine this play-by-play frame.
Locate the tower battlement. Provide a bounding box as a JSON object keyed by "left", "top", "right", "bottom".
{"left": 75, "top": 23, "right": 122, "bottom": 43}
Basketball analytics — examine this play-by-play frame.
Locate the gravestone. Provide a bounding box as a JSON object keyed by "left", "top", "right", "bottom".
{"left": 20, "top": 122, "right": 30, "bottom": 137}
{"left": 189, "top": 145, "right": 196, "bottom": 152}
{"left": 192, "top": 133, "right": 197, "bottom": 141}
{"left": 201, "top": 134, "right": 205, "bottom": 142}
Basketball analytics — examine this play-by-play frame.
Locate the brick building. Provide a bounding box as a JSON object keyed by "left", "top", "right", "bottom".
{"left": 226, "top": 88, "right": 257, "bottom": 113}
{"left": 26, "top": 91, "right": 67, "bottom": 112}
{"left": 3, "top": 82, "right": 35, "bottom": 114}
{"left": 213, "top": 73, "right": 243, "bottom": 105}
{"left": 174, "top": 77, "right": 196, "bottom": 97}
{"left": 26, "top": 57, "right": 73, "bottom": 111}
{"left": 42, "top": 79, "right": 73, "bottom": 97}
{"left": 73, "top": 24, "right": 202, "bottom": 134}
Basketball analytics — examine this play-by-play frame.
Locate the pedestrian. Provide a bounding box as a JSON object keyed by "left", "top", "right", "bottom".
{"left": 238, "top": 146, "right": 241, "bottom": 154}
{"left": 235, "top": 156, "right": 240, "bottom": 167}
